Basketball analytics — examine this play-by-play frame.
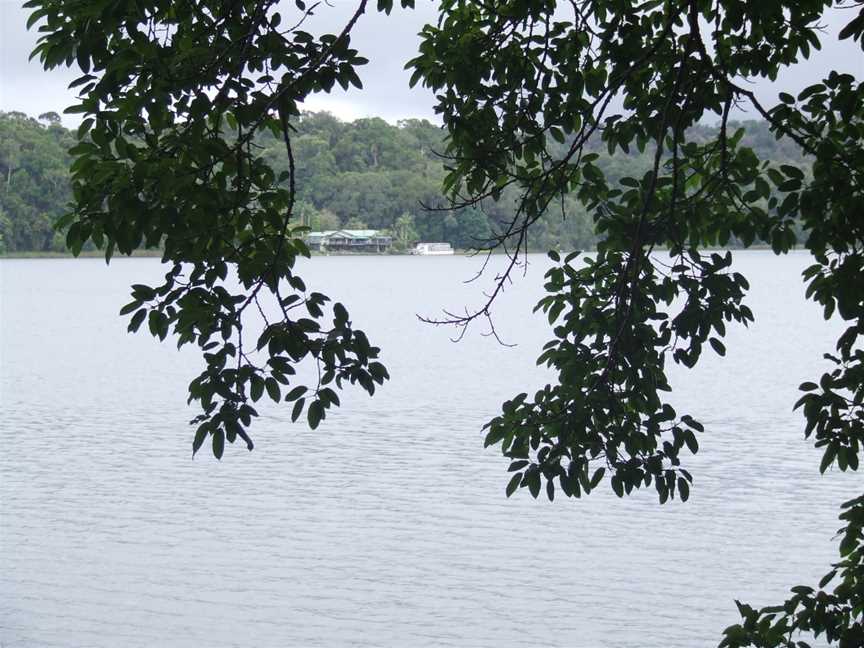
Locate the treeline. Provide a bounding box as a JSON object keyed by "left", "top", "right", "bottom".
{"left": 0, "top": 111, "right": 75, "bottom": 252}
{"left": 0, "top": 110, "right": 807, "bottom": 254}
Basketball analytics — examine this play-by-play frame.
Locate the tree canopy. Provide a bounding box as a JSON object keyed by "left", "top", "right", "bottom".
{"left": 25, "top": 0, "right": 864, "bottom": 644}
{"left": 0, "top": 111, "right": 75, "bottom": 253}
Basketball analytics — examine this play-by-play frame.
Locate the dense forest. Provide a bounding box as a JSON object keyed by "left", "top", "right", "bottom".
{"left": 0, "top": 110, "right": 807, "bottom": 254}
{"left": 0, "top": 111, "right": 76, "bottom": 252}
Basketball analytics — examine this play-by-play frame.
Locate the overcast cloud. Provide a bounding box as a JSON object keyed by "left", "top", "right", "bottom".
{"left": 1, "top": 0, "right": 861, "bottom": 126}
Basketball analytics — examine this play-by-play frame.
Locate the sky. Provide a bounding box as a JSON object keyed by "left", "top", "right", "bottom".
{"left": 1, "top": 0, "right": 862, "bottom": 126}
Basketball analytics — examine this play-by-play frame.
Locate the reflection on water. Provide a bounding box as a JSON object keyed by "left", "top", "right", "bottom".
{"left": 0, "top": 251, "right": 859, "bottom": 647}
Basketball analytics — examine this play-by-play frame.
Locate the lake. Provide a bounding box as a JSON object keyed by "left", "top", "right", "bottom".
{"left": 0, "top": 251, "right": 859, "bottom": 647}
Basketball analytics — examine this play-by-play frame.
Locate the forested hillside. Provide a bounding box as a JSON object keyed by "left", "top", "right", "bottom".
{"left": 0, "top": 111, "right": 75, "bottom": 252}
{"left": 0, "top": 110, "right": 806, "bottom": 254}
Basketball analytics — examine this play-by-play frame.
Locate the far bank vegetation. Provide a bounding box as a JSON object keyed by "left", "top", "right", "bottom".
{"left": 0, "top": 110, "right": 806, "bottom": 255}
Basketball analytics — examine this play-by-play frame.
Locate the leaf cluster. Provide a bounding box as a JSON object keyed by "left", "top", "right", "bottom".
{"left": 25, "top": 0, "right": 413, "bottom": 454}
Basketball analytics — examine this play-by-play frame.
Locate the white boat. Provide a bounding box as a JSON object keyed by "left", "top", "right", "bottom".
{"left": 412, "top": 242, "right": 455, "bottom": 256}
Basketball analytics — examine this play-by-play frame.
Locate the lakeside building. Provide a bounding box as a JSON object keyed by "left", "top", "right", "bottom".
{"left": 306, "top": 229, "right": 392, "bottom": 253}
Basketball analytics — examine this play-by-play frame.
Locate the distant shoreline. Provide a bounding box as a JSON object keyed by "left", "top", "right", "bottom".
{"left": 1, "top": 244, "right": 783, "bottom": 260}
{"left": 0, "top": 249, "right": 469, "bottom": 259}
{"left": 0, "top": 249, "right": 165, "bottom": 259}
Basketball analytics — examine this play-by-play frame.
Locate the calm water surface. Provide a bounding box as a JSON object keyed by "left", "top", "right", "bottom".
{"left": 0, "top": 251, "right": 860, "bottom": 647}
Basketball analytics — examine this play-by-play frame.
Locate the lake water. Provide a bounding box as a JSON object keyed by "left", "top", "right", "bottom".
{"left": 0, "top": 251, "right": 860, "bottom": 647}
